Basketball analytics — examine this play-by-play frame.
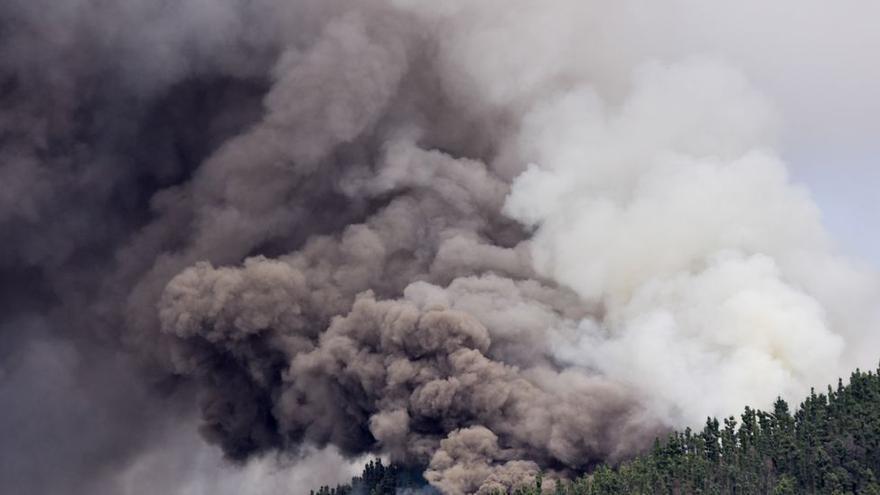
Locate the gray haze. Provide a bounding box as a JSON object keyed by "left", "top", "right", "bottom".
{"left": 2, "top": 1, "right": 879, "bottom": 494}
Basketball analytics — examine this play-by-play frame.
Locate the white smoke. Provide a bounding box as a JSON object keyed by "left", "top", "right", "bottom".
{"left": 386, "top": 0, "right": 880, "bottom": 433}
{"left": 502, "top": 58, "right": 879, "bottom": 426}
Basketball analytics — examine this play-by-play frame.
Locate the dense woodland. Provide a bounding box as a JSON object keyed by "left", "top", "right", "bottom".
{"left": 308, "top": 459, "right": 435, "bottom": 495}
{"left": 311, "top": 364, "right": 880, "bottom": 494}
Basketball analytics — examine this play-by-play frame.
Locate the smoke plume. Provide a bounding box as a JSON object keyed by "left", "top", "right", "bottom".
{"left": 2, "top": 1, "right": 879, "bottom": 493}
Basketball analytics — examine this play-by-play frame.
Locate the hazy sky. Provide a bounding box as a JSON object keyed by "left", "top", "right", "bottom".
{"left": 788, "top": 145, "right": 879, "bottom": 269}
{"left": 665, "top": 1, "right": 880, "bottom": 269}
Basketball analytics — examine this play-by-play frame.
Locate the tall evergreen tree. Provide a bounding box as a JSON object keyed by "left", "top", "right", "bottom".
{"left": 314, "top": 362, "right": 880, "bottom": 495}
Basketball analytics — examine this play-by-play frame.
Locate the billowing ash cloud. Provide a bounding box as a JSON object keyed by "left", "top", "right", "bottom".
{"left": 2, "top": 1, "right": 880, "bottom": 494}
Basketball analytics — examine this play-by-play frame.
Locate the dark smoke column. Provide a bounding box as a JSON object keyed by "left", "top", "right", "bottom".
{"left": 0, "top": 0, "right": 657, "bottom": 493}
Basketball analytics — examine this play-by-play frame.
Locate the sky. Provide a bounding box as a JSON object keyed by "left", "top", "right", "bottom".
{"left": 663, "top": 1, "right": 880, "bottom": 269}
{"left": 789, "top": 146, "right": 879, "bottom": 268}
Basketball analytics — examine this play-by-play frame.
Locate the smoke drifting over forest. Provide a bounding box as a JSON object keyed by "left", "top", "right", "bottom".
{"left": 2, "top": 1, "right": 879, "bottom": 494}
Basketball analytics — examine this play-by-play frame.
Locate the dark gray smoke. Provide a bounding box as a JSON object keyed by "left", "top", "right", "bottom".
{"left": 0, "top": 1, "right": 658, "bottom": 492}
{"left": 4, "top": 1, "right": 878, "bottom": 494}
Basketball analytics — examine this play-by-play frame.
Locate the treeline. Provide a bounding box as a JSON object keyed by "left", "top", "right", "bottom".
{"left": 558, "top": 365, "right": 880, "bottom": 495}
{"left": 309, "top": 458, "right": 436, "bottom": 495}
{"left": 314, "top": 364, "right": 880, "bottom": 494}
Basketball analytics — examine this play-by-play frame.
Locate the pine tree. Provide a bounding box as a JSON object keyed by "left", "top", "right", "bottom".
{"left": 313, "top": 363, "right": 880, "bottom": 495}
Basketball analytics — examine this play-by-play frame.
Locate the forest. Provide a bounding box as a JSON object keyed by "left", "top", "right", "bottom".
{"left": 311, "top": 364, "right": 880, "bottom": 494}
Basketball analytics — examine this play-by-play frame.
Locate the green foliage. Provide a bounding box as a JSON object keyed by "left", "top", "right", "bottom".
{"left": 559, "top": 364, "right": 880, "bottom": 495}
{"left": 309, "top": 458, "right": 436, "bottom": 495}
{"left": 316, "top": 364, "right": 880, "bottom": 494}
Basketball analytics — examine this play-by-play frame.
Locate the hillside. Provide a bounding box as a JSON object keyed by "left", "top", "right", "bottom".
{"left": 313, "top": 364, "right": 880, "bottom": 494}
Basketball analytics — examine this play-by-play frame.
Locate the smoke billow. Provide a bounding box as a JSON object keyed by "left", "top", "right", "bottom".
{"left": 2, "top": 1, "right": 879, "bottom": 494}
